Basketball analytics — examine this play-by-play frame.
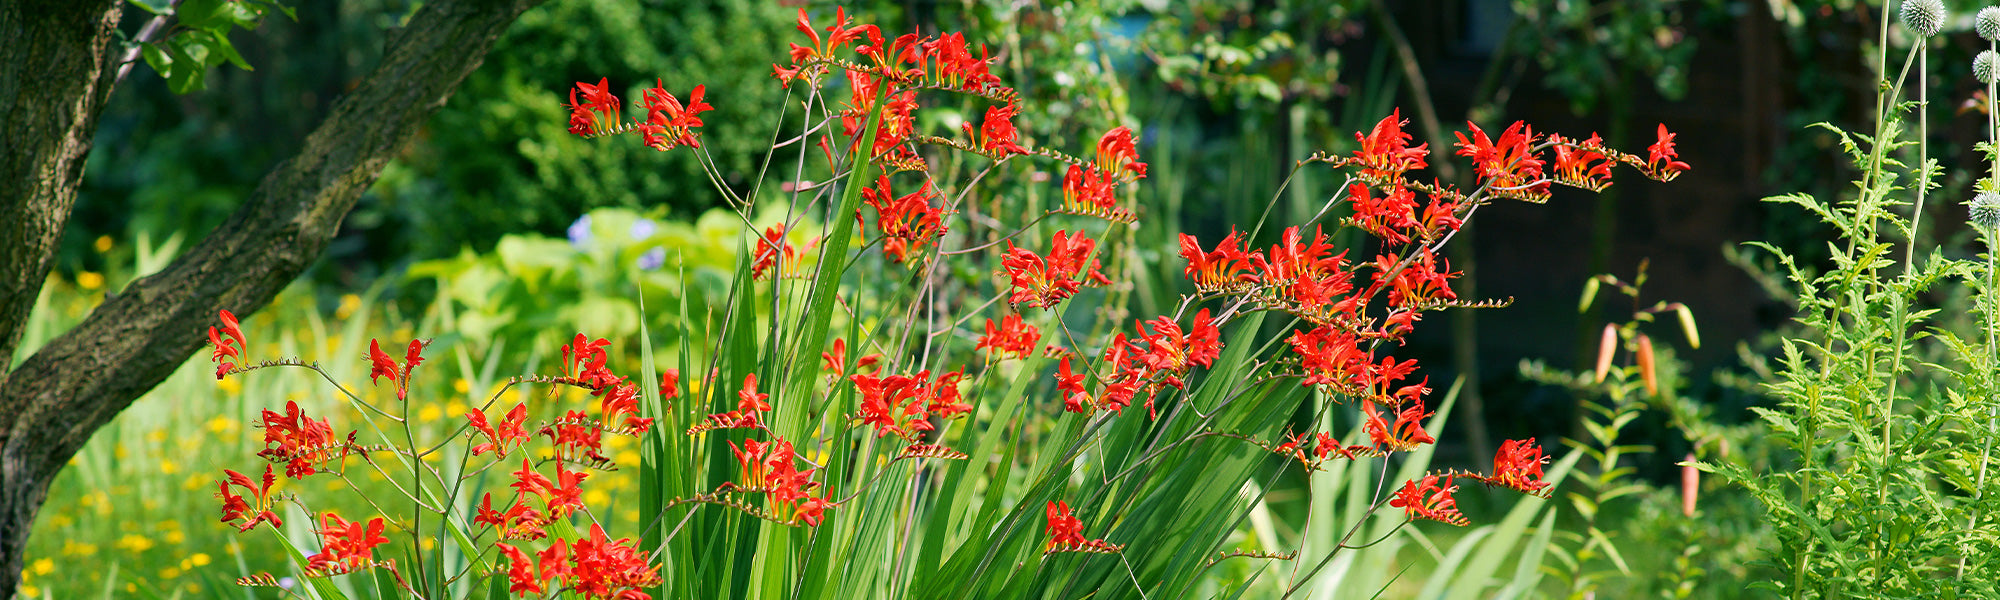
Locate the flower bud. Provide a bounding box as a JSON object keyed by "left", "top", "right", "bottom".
{"left": 1902, "top": 0, "right": 1946, "bottom": 38}
{"left": 1972, "top": 191, "right": 2000, "bottom": 232}
{"left": 1636, "top": 334, "right": 1659, "bottom": 396}
{"left": 1978, "top": 50, "right": 2000, "bottom": 84}
{"left": 1980, "top": 6, "right": 2000, "bottom": 41}
{"left": 1593, "top": 323, "right": 1617, "bottom": 384}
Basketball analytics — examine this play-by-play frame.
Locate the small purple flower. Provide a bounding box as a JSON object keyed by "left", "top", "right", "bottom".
{"left": 637, "top": 247, "right": 666, "bottom": 271}
{"left": 630, "top": 218, "right": 657, "bottom": 240}
{"left": 567, "top": 214, "right": 593, "bottom": 251}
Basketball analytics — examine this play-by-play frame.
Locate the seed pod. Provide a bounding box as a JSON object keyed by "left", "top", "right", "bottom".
{"left": 1980, "top": 6, "right": 2000, "bottom": 41}
{"left": 1636, "top": 334, "right": 1659, "bottom": 396}
{"left": 1978, "top": 50, "right": 2000, "bottom": 85}
{"left": 1902, "top": 0, "right": 1946, "bottom": 38}
{"left": 1972, "top": 191, "right": 2000, "bottom": 232}
{"left": 1593, "top": 323, "right": 1618, "bottom": 384}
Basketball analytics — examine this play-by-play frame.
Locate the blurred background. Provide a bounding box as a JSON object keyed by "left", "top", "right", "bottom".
{"left": 30, "top": 0, "right": 2000, "bottom": 596}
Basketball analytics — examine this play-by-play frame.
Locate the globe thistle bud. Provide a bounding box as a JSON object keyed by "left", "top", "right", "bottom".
{"left": 1972, "top": 191, "right": 2000, "bottom": 232}
{"left": 1902, "top": 0, "right": 1947, "bottom": 38}
{"left": 1979, "top": 6, "right": 2000, "bottom": 41}
{"left": 1978, "top": 50, "right": 2000, "bottom": 84}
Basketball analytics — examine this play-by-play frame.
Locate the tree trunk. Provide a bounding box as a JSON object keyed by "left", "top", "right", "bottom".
{"left": 0, "top": 0, "right": 542, "bottom": 591}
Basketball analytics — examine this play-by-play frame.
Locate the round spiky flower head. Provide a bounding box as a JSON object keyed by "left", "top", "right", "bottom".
{"left": 1902, "top": 0, "right": 1947, "bottom": 38}
{"left": 1973, "top": 192, "right": 2000, "bottom": 232}
{"left": 1980, "top": 6, "right": 2000, "bottom": 41}
{"left": 1979, "top": 50, "right": 2000, "bottom": 84}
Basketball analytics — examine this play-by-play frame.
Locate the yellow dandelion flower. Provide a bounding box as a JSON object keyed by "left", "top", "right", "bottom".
{"left": 216, "top": 376, "right": 242, "bottom": 395}
{"left": 94, "top": 236, "right": 113, "bottom": 253}
{"left": 584, "top": 489, "right": 610, "bottom": 508}
{"left": 188, "top": 553, "right": 212, "bottom": 567}
{"left": 453, "top": 378, "right": 470, "bottom": 394}
{"left": 146, "top": 429, "right": 167, "bottom": 443}
{"left": 417, "top": 404, "right": 442, "bottom": 423}
{"left": 163, "top": 529, "right": 185, "bottom": 545}
{"left": 112, "top": 443, "right": 127, "bottom": 460}
{"left": 446, "top": 400, "right": 467, "bottom": 419}
{"left": 20, "top": 585, "right": 36, "bottom": 597}
{"left": 61, "top": 540, "right": 97, "bottom": 556}
{"left": 186, "top": 583, "right": 202, "bottom": 594}
{"left": 420, "top": 538, "right": 436, "bottom": 551}
{"left": 31, "top": 558, "right": 52, "bottom": 576}
{"left": 206, "top": 416, "right": 236, "bottom": 433}
{"left": 125, "top": 583, "right": 136, "bottom": 593}
{"left": 622, "top": 510, "right": 639, "bottom": 523}
{"left": 77, "top": 271, "right": 104, "bottom": 290}
{"left": 115, "top": 534, "right": 154, "bottom": 553}
{"left": 48, "top": 515, "right": 72, "bottom": 528}
{"left": 616, "top": 450, "right": 640, "bottom": 466}
{"left": 606, "top": 435, "right": 631, "bottom": 450}
{"left": 160, "top": 566, "right": 181, "bottom": 579}
{"left": 181, "top": 473, "right": 206, "bottom": 491}
{"left": 335, "top": 294, "right": 362, "bottom": 320}
{"left": 159, "top": 459, "right": 179, "bottom": 475}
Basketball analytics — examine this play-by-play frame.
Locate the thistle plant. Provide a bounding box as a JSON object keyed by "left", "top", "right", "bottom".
{"left": 1698, "top": 2, "right": 2000, "bottom": 596}
{"left": 204, "top": 7, "right": 1687, "bottom": 598}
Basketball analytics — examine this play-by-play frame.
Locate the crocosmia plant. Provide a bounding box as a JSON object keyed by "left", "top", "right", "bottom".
{"left": 209, "top": 6, "right": 1685, "bottom": 598}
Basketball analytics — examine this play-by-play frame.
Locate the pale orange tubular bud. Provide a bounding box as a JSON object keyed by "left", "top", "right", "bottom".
{"left": 1681, "top": 453, "right": 1699, "bottom": 517}
{"left": 1593, "top": 324, "right": 1618, "bottom": 383}
{"left": 1636, "top": 333, "right": 1658, "bottom": 396}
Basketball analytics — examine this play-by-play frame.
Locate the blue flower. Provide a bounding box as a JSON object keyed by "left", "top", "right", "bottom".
{"left": 638, "top": 247, "right": 666, "bottom": 271}
{"left": 567, "top": 214, "right": 593, "bottom": 251}
{"left": 630, "top": 218, "right": 658, "bottom": 240}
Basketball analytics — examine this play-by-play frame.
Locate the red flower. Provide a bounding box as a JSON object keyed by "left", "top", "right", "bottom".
{"left": 1551, "top": 133, "right": 1613, "bottom": 191}
{"left": 1055, "top": 356, "right": 1091, "bottom": 413}
{"left": 467, "top": 403, "right": 531, "bottom": 457}
{"left": 303, "top": 512, "right": 388, "bottom": 575}
{"left": 567, "top": 523, "right": 663, "bottom": 599}
{"left": 547, "top": 462, "right": 590, "bottom": 519}
{"left": 512, "top": 457, "right": 554, "bottom": 500}
{"left": 1465, "top": 438, "right": 1553, "bottom": 497}
{"left": 209, "top": 309, "right": 248, "bottom": 379}
{"left": 976, "top": 314, "right": 1042, "bottom": 360}
{"left": 1454, "top": 120, "right": 1547, "bottom": 200}
{"left": 964, "top": 103, "right": 1027, "bottom": 157}
{"left": 862, "top": 175, "right": 946, "bottom": 264}
{"left": 926, "top": 370, "right": 973, "bottom": 419}
{"left": 1044, "top": 500, "right": 1123, "bottom": 553}
{"left": 1389, "top": 474, "right": 1469, "bottom": 526}
{"left": 751, "top": 225, "right": 803, "bottom": 280}
{"left": 1094, "top": 126, "right": 1147, "bottom": 177}
{"left": 1372, "top": 248, "right": 1458, "bottom": 308}
{"left": 256, "top": 400, "right": 347, "bottom": 478}
{"left": 559, "top": 334, "right": 615, "bottom": 386}
{"left": 566, "top": 78, "right": 621, "bottom": 136}
{"left": 1061, "top": 164, "right": 1120, "bottom": 214}
{"left": 368, "top": 339, "right": 398, "bottom": 386}
{"left": 840, "top": 70, "right": 919, "bottom": 158}
{"left": 636, "top": 81, "right": 713, "bottom": 151}
{"left": 499, "top": 544, "right": 545, "bottom": 594}
{"left": 1131, "top": 308, "right": 1223, "bottom": 378}
{"left": 659, "top": 368, "right": 681, "bottom": 400}
{"left": 1645, "top": 123, "right": 1691, "bottom": 179}
{"left": 1286, "top": 325, "right": 1368, "bottom": 393}
{"left": 1002, "top": 230, "right": 1109, "bottom": 309}
{"left": 217, "top": 466, "right": 283, "bottom": 532}
{"left": 1364, "top": 399, "right": 1435, "bottom": 452}
{"left": 1180, "top": 229, "right": 1264, "bottom": 292}
{"left": 1352, "top": 109, "right": 1430, "bottom": 178}
{"left": 737, "top": 373, "right": 772, "bottom": 413}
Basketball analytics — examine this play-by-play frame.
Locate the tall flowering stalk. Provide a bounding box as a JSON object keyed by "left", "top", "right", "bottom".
{"left": 211, "top": 6, "right": 1687, "bottom": 598}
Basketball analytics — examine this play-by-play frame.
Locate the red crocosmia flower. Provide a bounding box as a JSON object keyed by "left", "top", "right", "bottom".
{"left": 566, "top": 523, "right": 663, "bottom": 598}
{"left": 1044, "top": 501, "right": 1086, "bottom": 551}
{"left": 976, "top": 314, "right": 1042, "bottom": 360}
{"left": 536, "top": 542, "right": 572, "bottom": 588}
{"left": 1466, "top": 438, "right": 1554, "bottom": 497}
{"left": 822, "top": 339, "right": 884, "bottom": 376}
{"left": 547, "top": 462, "right": 590, "bottom": 519}
{"left": 1551, "top": 133, "right": 1614, "bottom": 191}
{"left": 637, "top": 81, "right": 713, "bottom": 151}
{"left": 545, "top": 409, "right": 609, "bottom": 463}
{"left": 468, "top": 403, "right": 531, "bottom": 456}
{"left": 659, "top": 368, "right": 681, "bottom": 400}
{"left": 1390, "top": 474, "right": 1470, "bottom": 526}
{"left": 926, "top": 370, "right": 973, "bottom": 419}
{"left": 795, "top": 494, "right": 831, "bottom": 526}
{"left": 1454, "top": 120, "right": 1548, "bottom": 200}
{"left": 1061, "top": 164, "right": 1120, "bottom": 214}
{"left": 737, "top": 373, "right": 772, "bottom": 413}
{"left": 1365, "top": 399, "right": 1436, "bottom": 452}
{"left": 1349, "top": 183, "right": 1421, "bottom": 246}
{"left": 499, "top": 544, "right": 544, "bottom": 595}
{"left": 1418, "top": 194, "right": 1464, "bottom": 240}
{"left": 1373, "top": 248, "right": 1459, "bottom": 308}
{"left": 1132, "top": 310, "right": 1222, "bottom": 379}
{"left": 1180, "top": 229, "right": 1265, "bottom": 293}
{"left": 1044, "top": 500, "right": 1123, "bottom": 553}
{"left": 1258, "top": 226, "right": 1354, "bottom": 317}
{"left": 475, "top": 493, "right": 506, "bottom": 529}
{"left": 1646, "top": 123, "right": 1691, "bottom": 179}
{"left": 303, "top": 512, "right": 388, "bottom": 575}
{"left": 257, "top": 400, "right": 347, "bottom": 478}
{"left": 218, "top": 466, "right": 283, "bottom": 532}
{"left": 565, "top": 78, "right": 621, "bottom": 136}
{"left": 751, "top": 225, "right": 809, "bottom": 280}
{"left": 1055, "top": 356, "right": 1091, "bottom": 413}
{"left": 839, "top": 69, "right": 920, "bottom": 158}
{"left": 963, "top": 103, "right": 1027, "bottom": 157}
{"left": 1352, "top": 109, "right": 1429, "bottom": 179}
{"left": 861, "top": 175, "right": 946, "bottom": 264}
{"left": 1094, "top": 126, "right": 1147, "bottom": 177}
{"left": 559, "top": 334, "right": 614, "bottom": 384}
{"left": 1286, "top": 325, "right": 1368, "bottom": 393}
{"left": 730, "top": 438, "right": 770, "bottom": 488}
{"left": 1002, "top": 230, "right": 1109, "bottom": 309}
{"left": 512, "top": 457, "right": 554, "bottom": 500}
{"left": 368, "top": 339, "right": 398, "bottom": 386}
{"left": 209, "top": 309, "right": 248, "bottom": 379}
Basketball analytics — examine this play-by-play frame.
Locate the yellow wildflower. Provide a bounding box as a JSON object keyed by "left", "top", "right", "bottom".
{"left": 454, "top": 378, "right": 471, "bottom": 394}
{"left": 115, "top": 534, "right": 154, "bottom": 553}
{"left": 159, "top": 459, "right": 179, "bottom": 475}
{"left": 61, "top": 540, "right": 96, "bottom": 556}
{"left": 187, "top": 553, "right": 212, "bottom": 567}
{"left": 76, "top": 271, "right": 103, "bottom": 290}
{"left": 19, "top": 586, "right": 36, "bottom": 597}
{"left": 31, "top": 558, "right": 52, "bottom": 576}
{"left": 417, "top": 403, "right": 442, "bottom": 423}
{"left": 206, "top": 416, "right": 237, "bottom": 433}
{"left": 160, "top": 566, "right": 181, "bottom": 579}
{"left": 335, "top": 294, "right": 362, "bottom": 320}
{"left": 94, "top": 235, "right": 113, "bottom": 253}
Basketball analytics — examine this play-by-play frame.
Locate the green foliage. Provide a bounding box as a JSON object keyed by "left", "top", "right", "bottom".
{"left": 129, "top": 0, "right": 293, "bottom": 94}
